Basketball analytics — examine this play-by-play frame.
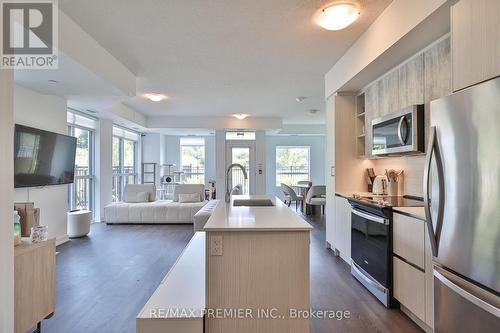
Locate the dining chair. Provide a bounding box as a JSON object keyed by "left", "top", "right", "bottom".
{"left": 297, "top": 180, "right": 310, "bottom": 186}
{"left": 305, "top": 185, "right": 326, "bottom": 214}
{"left": 280, "top": 183, "right": 304, "bottom": 211}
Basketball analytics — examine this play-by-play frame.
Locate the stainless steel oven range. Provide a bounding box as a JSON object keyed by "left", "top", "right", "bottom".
{"left": 347, "top": 195, "right": 424, "bottom": 308}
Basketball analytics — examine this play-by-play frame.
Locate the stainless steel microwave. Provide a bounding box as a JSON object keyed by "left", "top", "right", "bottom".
{"left": 371, "top": 105, "right": 425, "bottom": 156}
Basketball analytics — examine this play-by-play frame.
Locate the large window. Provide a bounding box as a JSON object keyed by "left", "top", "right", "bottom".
{"left": 180, "top": 137, "right": 205, "bottom": 184}
{"left": 276, "top": 146, "right": 310, "bottom": 186}
{"left": 112, "top": 127, "right": 139, "bottom": 202}
{"left": 67, "top": 111, "right": 96, "bottom": 213}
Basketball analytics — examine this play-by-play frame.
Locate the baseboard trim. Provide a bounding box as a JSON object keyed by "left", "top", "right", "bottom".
{"left": 56, "top": 234, "right": 69, "bottom": 246}
{"left": 400, "top": 305, "right": 433, "bottom": 333}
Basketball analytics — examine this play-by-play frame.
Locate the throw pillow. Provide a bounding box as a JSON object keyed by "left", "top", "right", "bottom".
{"left": 178, "top": 193, "right": 201, "bottom": 203}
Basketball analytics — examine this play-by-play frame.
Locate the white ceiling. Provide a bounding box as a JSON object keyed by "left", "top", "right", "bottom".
{"left": 59, "top": 0, "right": 391, "bottom": 124}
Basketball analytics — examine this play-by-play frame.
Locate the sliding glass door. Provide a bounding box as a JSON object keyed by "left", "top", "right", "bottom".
{"left": 112, "top": 127, "right": 139, "bottom": 201}
{"left": 67, "top": 111, "right": 96, "bottom": 214}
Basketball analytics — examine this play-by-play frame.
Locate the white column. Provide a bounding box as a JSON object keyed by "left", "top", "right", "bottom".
{"left": 215, "top": 130, "right": 226, "bottom": 199}
{"left": 0, "top": 69, "right": 15, "bottom": 333}
{"left": 255, "top": 130, "right": 266, "bottom": 195}
{"left": 95, "top": 119, "right": 113, "bottom": 222}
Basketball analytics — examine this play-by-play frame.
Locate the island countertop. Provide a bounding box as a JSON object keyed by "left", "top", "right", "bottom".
{"left": 203, "top": 195, "right": 313, "bottom": 232}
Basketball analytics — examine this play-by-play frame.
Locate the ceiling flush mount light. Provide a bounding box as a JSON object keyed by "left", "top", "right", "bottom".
{"left": 316, "top": 3, "right": 360, "bottom": 31}
{"left": 145, "top": 93, "right": 167, "bottom": 102}
{"left": 233, "top": 113, "right": 249, "bottom": 120}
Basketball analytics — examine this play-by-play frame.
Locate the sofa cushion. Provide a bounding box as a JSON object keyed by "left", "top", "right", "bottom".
{"left": 124, "top": 184, "right": 156, "bottom": 202}
{"left": 104, "top": 200, "right": 207, "bottom": 224}
{"left": 178, "top": 193, "right": 202, "bottom": 203}
{"left": 125, "top": 191, "right": 149, "bottom": 203}
{"left": 173, "top": 184, "right": 205, "bottom": 202}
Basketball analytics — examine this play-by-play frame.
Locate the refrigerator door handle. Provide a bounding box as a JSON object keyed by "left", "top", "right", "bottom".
{"left": 423, "top": 127, "right": 445, "bottom": 257}
{"left": 434, "top": 267, "right": 500, "bottom": 318}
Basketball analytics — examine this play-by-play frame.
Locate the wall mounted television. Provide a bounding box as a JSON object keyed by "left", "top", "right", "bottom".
{"left": 14, "top": 124, "right": 77, "bottom": 188}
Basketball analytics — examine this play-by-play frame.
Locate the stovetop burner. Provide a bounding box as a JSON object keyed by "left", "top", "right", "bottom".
{"left": 351, "top": 194, "right": 424, "bottom": 208}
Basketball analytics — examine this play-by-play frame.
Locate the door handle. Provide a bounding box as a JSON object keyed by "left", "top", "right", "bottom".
{"left": 397, "top": 116, "right": 408, "bottom": 145}
{"left": 423, "top": 127, "right": 445, "bottom": 257}
{"left": 351, "top": 208, "right": 389, "bottom": 225}
{"left": 434, "top": 267, "right": 500, "bottom": 318}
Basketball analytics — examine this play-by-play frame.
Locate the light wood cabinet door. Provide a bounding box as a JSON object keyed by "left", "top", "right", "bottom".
{"left": 424, "top": 37, "right": 452, "bottom": 103}
{"left": 378, "top": 70, "right": 399, "bottom": 116}
{"left": 364, "top": 82, "right": 378, "bottom": 157}
{"left": 424, "top": 227, "right": 434, "bottom": 328}
{"left": 393, "top": 257, "right": 426, "bottom": 323}
{"left": 15, "top": 239, "right": 56, "bottom": 333}
{"left": 393, "top": 213, "right": 425, "bottom": 269}
{"left": 452, "top": 0, "right": 500, "bottom": 91}
{"left": 399, "top": 54, "right": 424, "bottom": 108}
{"left": 334, "top": 196, "right": 351, "bottom": 263}
{"left": 325, "top": 97, "right": 336, "bottom": 248}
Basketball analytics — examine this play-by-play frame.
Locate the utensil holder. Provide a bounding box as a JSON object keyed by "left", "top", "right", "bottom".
{"left": 388, "top": 181, "right": 398, "bottom": 196}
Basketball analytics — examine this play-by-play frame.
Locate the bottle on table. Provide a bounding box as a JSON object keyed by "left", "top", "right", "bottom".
{"left": 14, "top": 210, "right": 21, "bottom": 246}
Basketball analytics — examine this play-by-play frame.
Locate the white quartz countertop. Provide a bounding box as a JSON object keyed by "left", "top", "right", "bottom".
{"left": 137, "top": 232, "right": 205, "bottom": 319}
{"left": 203, "top": 195, "right": 313, "bottom": 232}
{"left": 393, "top": 207, "right": 426, "bottom": 221}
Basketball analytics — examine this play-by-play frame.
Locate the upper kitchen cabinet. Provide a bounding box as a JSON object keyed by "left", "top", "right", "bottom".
{"left": 399, "top": 54, "right": 424, "bottom": 108}
{"left": 452, "top": 0, "right": 500, "bottom": 91}
{"left": 424, "top": 38, "right": 452, "bottom": 102}
{"left": 378, "top": 70, "right": 400, "bottom": 116}
{"left": 364, "top": 82, "right": 378, "bottom": 157}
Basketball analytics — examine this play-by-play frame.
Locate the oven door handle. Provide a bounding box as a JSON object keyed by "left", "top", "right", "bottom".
{"left": 351, "top": 208, "right": 389, "bottom": 225}
{"left": 351, "top": 261, "right": 387, "bottom": 293}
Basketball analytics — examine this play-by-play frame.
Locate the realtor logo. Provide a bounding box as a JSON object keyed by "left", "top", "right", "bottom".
{"left": 1, "top": 0, "right": 58, "bottom": 69}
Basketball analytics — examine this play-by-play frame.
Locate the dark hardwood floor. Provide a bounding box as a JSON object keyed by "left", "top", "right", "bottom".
{"left": 44, "top": 224, "right": 195, "bottom": 333}
{"left": 43, "top": 213, "right": 422, "bottom": 333}
{"left": 307, "top": 213, "right": 422, "bottom": 333}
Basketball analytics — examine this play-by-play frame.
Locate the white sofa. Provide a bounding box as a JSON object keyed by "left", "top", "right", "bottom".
{"left": 104, "top": 184, "right": 207, "bottom": 224}
{"left": 193, "top": 200, "right": 219, "bottom": 231}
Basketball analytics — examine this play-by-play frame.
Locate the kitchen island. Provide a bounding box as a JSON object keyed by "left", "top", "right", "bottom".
{"left": 204, "top": 195, "right": 312, "bottom": 333}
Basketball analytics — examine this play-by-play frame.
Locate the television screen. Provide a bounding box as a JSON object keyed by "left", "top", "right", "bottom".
{"left": 14, "top": 124, "right": 77, "bottom": 188}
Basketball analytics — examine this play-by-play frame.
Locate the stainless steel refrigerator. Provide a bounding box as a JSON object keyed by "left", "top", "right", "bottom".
{"left": 424, "top": 77, "right": 500, "bottom": 332}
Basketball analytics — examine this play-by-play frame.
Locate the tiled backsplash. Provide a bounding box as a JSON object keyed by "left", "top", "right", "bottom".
{"left": 371, "top": 155, "right": 425, "bottom": 197}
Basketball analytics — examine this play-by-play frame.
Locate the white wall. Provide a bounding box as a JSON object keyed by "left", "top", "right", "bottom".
{"left": 141, "top": 133, "right": 162, "bottom": 187}
{"left": 0, "top": 69, "right": 14, "bottom": 333}
{"left": 159, "top": 135, "right": 217, "bottom": 186}
{"left": 13, "top": 85, "right": 69, "bottom": 245}
{"left": 266, "top": 135, "right": 326, "bottom": 199}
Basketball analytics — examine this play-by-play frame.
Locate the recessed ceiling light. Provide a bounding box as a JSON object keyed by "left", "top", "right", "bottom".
{"left": 48, "top": 79, "right": 58, "bottom": 83}
{"left": 233, "top": 113, "right": 249, "bottom": 120}
{"left": 316, "top": 3, "right": 360, "bottom": 31}
{"left": 144, "top": 93, "right": 167, "bottom": 102}
{"left": 307, "top": 109, "right": 320, "bottom": 116}
{"left": 295, "top": 96, "right": 307, "bottom": 103}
